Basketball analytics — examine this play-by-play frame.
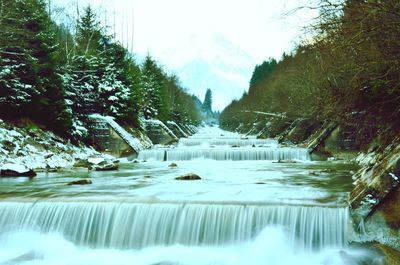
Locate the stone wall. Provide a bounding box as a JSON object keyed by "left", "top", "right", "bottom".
{"left": 144, "top": 120, "right": 178, "bottom": 145}
{"left": 350, "top": 140, "right": 400, "bottom": 249}
{"left": 88, "top": 119, "right": 136, "bottom": 157}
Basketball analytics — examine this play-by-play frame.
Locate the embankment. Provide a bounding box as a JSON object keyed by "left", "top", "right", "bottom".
{"left": 222, "top": 116, "right": 400, "bottom": 250}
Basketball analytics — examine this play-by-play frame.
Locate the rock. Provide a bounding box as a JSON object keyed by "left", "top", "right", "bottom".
{"left": 168, "top": 163, "right": 178, "bottom": 168}
{"left": 309, "top": 171, "right": 319, "bottom": 176}
{"left": 50, "top": 135, "right": 67, "bottom": 144}
{"left": 0, "top": 163, "right": 36, "bottom": 177}
{"left": 175, "top": 173, "right": 201, "bottom": 180}
{"left": 274, "top": 159, "right": 298, "bottom": 164}
{"left": 133, "top": 159, "right": 140, "bottom": 163}
{"left": 94, "top": 163, "right": 119, "bottom": 171}
{"left": 320, "top": 168, "right": 337, "bottom": 173}
{"left": 46, "top": 167, "right": 59, "bottom": 172}
{"left": 1, "top": 140, "right": 15, "bottom": 151}
{"left": 374, "top": 244, "right": 400, "bottom": 265}
{"left": 255, "top": 181, "right": 266, "bottom": 185}
{"left": 44, "top": 153, "right": 54, "bottom": 159}
{"left": 67, "top": 179, "right": 92, "bottom": 185}
{"left": 73, "top": 159, "right": 91, "bottom": 168}
{"left": 74, "top": 157, "right": 118, "bottom": 171}
{"left": 16, "top": 150, "right": 27, "bottom": 157}
{"left": 143, "top": 175, "right": 152, "bottom": 179}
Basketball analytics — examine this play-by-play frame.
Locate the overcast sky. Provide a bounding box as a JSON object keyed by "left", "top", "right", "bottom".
{"left": 53, "top": 0, "right": 318, "bottom": 63}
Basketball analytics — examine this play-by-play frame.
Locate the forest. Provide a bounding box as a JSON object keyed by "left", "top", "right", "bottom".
{"left": 0, "top": 0, "right": 201, "bottom": 141}
{"left": 220, "top": 0, "right": 400, "bottom": 148}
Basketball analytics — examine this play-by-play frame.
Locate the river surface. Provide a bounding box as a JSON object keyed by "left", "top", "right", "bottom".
{"left": 0, "top": 126, "right": 379, "bottom": 265}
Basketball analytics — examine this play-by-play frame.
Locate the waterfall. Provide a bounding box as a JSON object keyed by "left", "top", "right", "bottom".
{"left": 0, "top": 202, "right": 348, "bottom": 251}
{"left": 138, "top": 147, "right": 311, "bottom": 161}
{"left": 178, "top": 138, "right": 278, "bottom": 147}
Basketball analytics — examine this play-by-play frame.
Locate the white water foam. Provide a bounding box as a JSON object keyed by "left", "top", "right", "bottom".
{"left": 0, "top": 202, "right": 347, "bottom": 250}
{"left": 0, "top": 227, "right": 378, "bottom": 265}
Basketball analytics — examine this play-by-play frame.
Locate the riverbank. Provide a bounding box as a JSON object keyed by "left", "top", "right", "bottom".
{"left": 0, "top": 117, "right": 198, "bottom": 176}
{"left": 0, "top": 119, "right": 120, "bottom": 174}
{"left": 222, "top": 117, "right": 400, "bottom": 252}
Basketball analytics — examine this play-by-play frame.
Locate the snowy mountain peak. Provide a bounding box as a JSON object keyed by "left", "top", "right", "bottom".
{"left": 155, "top": 32, "right": 257, "bottom": 110}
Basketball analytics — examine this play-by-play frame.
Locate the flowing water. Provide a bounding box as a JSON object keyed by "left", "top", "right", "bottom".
{"left": 0, "top": 126, "right": 379, "bottom": 265}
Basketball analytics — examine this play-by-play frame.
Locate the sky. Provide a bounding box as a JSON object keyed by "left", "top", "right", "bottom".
{"left": 52, "top": 0, "right": 319, "bottom": 109}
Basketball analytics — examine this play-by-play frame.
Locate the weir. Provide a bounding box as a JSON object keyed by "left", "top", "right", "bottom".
{"left": 138, "top": 147, "right": 311, "bottom": 161}
{"left": 138, "top": 127, "right": 311, "bottom": 161}
{"left": 178, "top": 138, "right": 278, "bottom": 147}
{"left": 0, "top": 202, "right": 348, "bottom": 251}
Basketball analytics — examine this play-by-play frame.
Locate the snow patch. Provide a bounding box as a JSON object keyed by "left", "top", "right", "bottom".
{"left": 389, "top": 172, "right": 399, "bottom": 181}
{"left": 0, "top": 163, "right": 30, "bottom": 173}
{"left": 0, "top": 122, "right": 102, "bottom": 170}
{"left": 88, "top": 157, "right": 105, "bottom": 165}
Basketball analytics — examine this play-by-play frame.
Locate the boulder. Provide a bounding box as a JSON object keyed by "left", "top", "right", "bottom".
{"left": 67, "top": 179, "right": 92, "bottom": 185}
{"left": 273, "top": 159, "right": 298, "bottom": 164}
{"left": 94, "top": 163, "right": 119, "bottom": 171}
{"left": 175, "top": 173, "right": 201, "bottom": 180}
{"left": 0, "top": 163, "right": 36, "bottom": 177}
{"left": 168, "top": 163, "right": 178, "bottom": 168}
{"left": 74, "top": 157, "right": 119, "bottom": 171}
{"left": 374, "top": 244, "right": 400, "bottom": 265}
{"left": 73, "top": 158, "right": 92, "bottom": 168}
{"left": 1, "top": 140, "right": 15, "bottom": 151}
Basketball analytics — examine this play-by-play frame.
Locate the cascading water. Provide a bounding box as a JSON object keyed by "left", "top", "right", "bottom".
{"left": 0, "top": 202, "right": 348, "bottom": 250}
{"left": 0, "top": 126, "right": 376, "bottom": 265}
{"left": 138, "top": 147, "right": 311, "bottom": 161}
{"left": 178, "top": 138, "right": 277, "bottom": 147}
{"left": 139, "top": 127, "right": 311, "bottom": 162}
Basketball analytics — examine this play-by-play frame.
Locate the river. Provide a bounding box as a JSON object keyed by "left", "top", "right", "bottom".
{"left": 0, "top": 126, "right": 379, "bottom": 265}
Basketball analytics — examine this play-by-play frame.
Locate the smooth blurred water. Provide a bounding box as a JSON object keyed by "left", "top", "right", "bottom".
{"left": 0, "top": 126, "right": 377, "bottom": 265}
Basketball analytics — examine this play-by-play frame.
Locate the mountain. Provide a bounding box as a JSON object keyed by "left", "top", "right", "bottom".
{"left": 156, "top": 33, "right": 257, "bottom": 110}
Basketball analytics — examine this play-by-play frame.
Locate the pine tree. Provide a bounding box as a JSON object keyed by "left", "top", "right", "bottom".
{"left": 75, "top": 6, "right": 103, "bottom": 56}
{"left": 0, "top": 0, "right": 71, "bottom": 136}
{"left": 202, "top": 88, "right": 213, "bottom": 114}
{"left": 141, "top": 55, "right": 163, "bottom": 119}
{"left": 249, "top": 59, "right": 278, "bottom": 89}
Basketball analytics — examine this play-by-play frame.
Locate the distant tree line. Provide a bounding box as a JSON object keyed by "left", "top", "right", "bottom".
{"left": 220, "top": 0, "right": 400, "bottom": 147}
{"left": 0, "top": 1, "right": 201, "bottom": 140}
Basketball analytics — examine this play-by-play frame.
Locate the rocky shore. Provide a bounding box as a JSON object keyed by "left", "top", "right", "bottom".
{"left": 0, "top": 119, "right": 118, "bottom": 176}
{"left": 223, "top": 117, "right": 400, "bottom": 251}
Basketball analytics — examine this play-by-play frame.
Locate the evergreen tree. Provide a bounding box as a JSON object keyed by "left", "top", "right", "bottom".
{"left": 202, "top": 88, "right": 213, "bottom": 114}
{"left": 141, "top": 55, "right": 163, "bottom": 119}
{"left": 67, "top": 6, "right": 137, "bottom": 120}
{"left": 0, "top": 0, "right": 71, "bottom": 136}
{"left": 0, "top": 2, "right": 200, "bottom": 138}
{"left": 249, "top": 59, "right": 277, "bottom": 89}
{"left": 75, "top": 6, "right": 102, "bottom": 56}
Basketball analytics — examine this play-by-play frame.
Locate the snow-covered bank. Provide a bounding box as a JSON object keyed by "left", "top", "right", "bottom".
{"left": 0, "top": 119, "right": 114, "bottom": 172}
